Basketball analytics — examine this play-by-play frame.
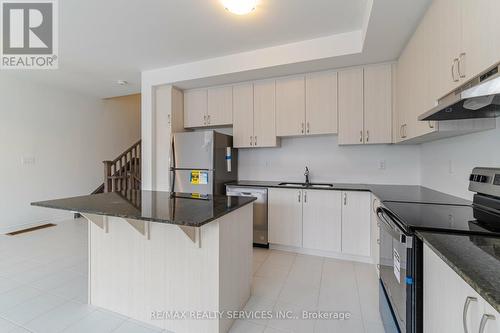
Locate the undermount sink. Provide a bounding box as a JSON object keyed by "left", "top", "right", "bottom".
{"left": 309, "top": 183, "right": 334, "bottom": 188}
{"left": 278, "top": 182, "right": 334, "bottom": 188}
{"left": 278, "top": 182, "right": 307, "bottom": 187}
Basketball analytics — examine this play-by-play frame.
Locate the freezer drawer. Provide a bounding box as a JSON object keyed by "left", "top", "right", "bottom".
{"left": 173, "top": 170, "right": 214, "bottom": 195}
{"left": 226, "top": 186, "right": 268, "bottom": 246}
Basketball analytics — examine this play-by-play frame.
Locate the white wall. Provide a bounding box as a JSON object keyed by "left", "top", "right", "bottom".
{"left": 238, "top": 135, "right": 421, "bottom": 185}
{"left": 0, "top": 77, "right": 141, "bottom": 234}
{"left": 420, "top": 119, "right": 500, "bottom": 200}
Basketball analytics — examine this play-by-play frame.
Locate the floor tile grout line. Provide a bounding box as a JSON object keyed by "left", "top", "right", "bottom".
{"left": 353, "top": 263, "right": 370, "bottom": 333}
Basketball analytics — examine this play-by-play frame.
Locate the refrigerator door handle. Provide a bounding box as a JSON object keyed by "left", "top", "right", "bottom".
{"left": 170, "top": 135, "right": 176, "bottom": 192}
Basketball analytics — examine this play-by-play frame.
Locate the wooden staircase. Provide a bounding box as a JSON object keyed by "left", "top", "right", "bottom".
{"left": 93, "top": 140, "right": 141, "bottom": 194}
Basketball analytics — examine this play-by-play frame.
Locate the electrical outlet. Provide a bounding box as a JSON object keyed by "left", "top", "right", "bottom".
{"left": 379, "top": 160, "right": 386, "bottom": 170}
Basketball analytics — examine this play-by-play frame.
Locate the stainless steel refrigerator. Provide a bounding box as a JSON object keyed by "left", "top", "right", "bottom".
{"left": 170, "top": 131, "right": 238, "bottom": 195}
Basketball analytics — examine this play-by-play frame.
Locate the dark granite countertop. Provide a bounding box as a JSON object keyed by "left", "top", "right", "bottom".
{"left": 417, "top": 231, "right": 500, "bottom": 313}
{"left": 32, "top": 190, "right": 255, "bottom": 227}
{"left": 228, "top": 181, "right": 471, "bottom": 205}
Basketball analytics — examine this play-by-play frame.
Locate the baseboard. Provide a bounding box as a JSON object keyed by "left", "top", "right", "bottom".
{"left": 269, "top": 244, "right": 375, "bottom": 264}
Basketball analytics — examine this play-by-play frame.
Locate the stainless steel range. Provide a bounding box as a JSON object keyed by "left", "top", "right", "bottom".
{"left": 377, "top": 167, "right": 500, "bottom": 333}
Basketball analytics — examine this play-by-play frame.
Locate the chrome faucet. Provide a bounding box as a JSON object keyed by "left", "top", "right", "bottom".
{"left": 304, "top": 166, "right": 310, "bottom": 186}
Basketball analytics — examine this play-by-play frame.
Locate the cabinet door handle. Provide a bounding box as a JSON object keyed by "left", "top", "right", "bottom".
{"left": 402, "top": 124, "right": 407, "bottom": 139}
{"left": 304, "top": 191, "right": 307, "bottom": 203}
{"left": 306, "top": 122, "right": 310, "bottom": 134}
{"left": 250, "top": 136, "right": 253, "bottom": 146}
{"left": 167, "top": 114, "right": 171, "bottom": 125}
{"left": 462, "top": 296, "right": 477, "bottom": 333}
{"left": 377, "top": 239, "right": 380, "bottom": 245}
{"left": 372, "top": 198, "right": 378, "bottom": 213}
{"left": 452, "top": 58, "right": 460, "bottom": 82}
{"left": 203, "top": 115, "right": 207, "bottom": 125}
{"left": 428, "top": 121, "right": 434, "bottom": 129}
{"left": 254, "top": 136, "right": 257, "bottom": 146}
{"left": 360, "top": 130, "right": 363, "bottom": 143}
{"left": 400, "top": 125, "right": 403, "bottom": 139}
{"left": 458, "top": 52, "right": 466, "bottom": 79}
{"left": 366, "top": 130, "right": 369, "bottom": 142}
{"left": 298, "top": 191, "right": 301, "bottom": 203}
{"left": 207, "top": 114, "right": 211, "bottom": 125}
{"left": 301, "top": 123, "right": 304, "bottom": 134}
{"left": 479, "top": 313, "right": 495, "bottom": 333}
{"left": 343, "top": 193, "right": 347, "bottom": 206}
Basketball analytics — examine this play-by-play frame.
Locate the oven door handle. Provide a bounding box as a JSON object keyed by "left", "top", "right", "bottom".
{"left": 377, "top": 207, "right": 413, "bottom": 248}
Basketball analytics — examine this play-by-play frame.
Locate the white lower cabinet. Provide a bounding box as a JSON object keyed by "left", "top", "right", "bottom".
{"left": 268, "top": 188, "right": 303, "bottom": 247}
{"left": 302, "top": 190, "right": 342, "bottom": 252}
{"left": 424, "top": 244, "right": 499, "bottom": 333}
{"left": 341, "top": 191, "right": 371, "bottom": 257}
{"left": 268, "top": 188, "right": 371, "bottom": 259}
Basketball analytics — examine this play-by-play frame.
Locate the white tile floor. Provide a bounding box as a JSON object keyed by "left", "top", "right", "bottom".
{"left": 0, "top": 219, "right": 385, "bottom": 333}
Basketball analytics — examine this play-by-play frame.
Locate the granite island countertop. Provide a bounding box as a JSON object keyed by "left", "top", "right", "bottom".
{"left": 32, "top": 190, "right": 256, "bottom": 227}
{"left": 417, "top": 231, "right": 500, "bottom": 313}
{"left": 228, "top": 181, "right": 471, "bottom": 205}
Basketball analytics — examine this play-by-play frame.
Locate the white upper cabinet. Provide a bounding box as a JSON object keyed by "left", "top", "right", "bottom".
{"left": 253, "top": 80, "right": 278, "bottom": 147}
{"left": 338, "top": 68, "right": 364, "bottom": 145}
{"left": 341, "top": 191, "right": 371, "bottom": 257}
{"left": 302, "top": 190, "right": 342, "bottom": 252}
{"left": 305, "top": 72, "right": 338, "bottom": 135}
{"left": 434, "top": 0, "right": 462, "bottom": 99}
{"left": 184, "top": 85, "right": 233, "bottom": 128}
{"left": 232, "top": 83, "right": 254, "bottom": 148}
{"left": 228, "top": 80, "right": 278, "bottom": 148}
{"left": 395, "top": 0, "right": 500, "bottom": 143}
{"left": 276, "top": 76, "right": 306, "bottom": 136}
{"left": 364, "top": 64, "right": 393, "bottom": 144}
{"left": 207, "top": 86, "right": 233, "bottom": 126}
{"left": 184, "top": 89, "right": 207, "bottom": 128}
{"left": 461, "top": 0, "right": 500, "bottom": 82}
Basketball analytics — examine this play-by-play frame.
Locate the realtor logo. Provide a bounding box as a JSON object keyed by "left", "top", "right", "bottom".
{"left": 1, "top": 0, "right": 58, "bottom": 69}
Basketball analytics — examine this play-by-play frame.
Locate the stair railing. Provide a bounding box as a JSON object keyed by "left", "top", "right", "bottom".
{"left": 103, "top": 140, "right": 141, "bottom": 192}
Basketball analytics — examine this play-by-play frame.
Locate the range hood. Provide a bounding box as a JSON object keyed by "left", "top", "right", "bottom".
{"left": 419, "top": 63, "right": 500, "bottom": 121}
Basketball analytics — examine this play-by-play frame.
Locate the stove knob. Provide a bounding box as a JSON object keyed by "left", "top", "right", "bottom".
{"left": 469, "top": 174, "right": 475, "bottom": 181}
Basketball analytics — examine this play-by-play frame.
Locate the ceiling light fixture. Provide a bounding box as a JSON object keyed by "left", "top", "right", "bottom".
{"left": 221, "top": 0, "right": 257, "bottom": 15}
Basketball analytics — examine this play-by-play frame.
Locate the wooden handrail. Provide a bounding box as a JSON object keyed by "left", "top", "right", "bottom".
{"left": 103, "top": 140, "right": 141, "bottom": 193}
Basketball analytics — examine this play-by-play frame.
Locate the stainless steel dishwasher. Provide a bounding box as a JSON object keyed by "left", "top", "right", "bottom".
{"left": 226, "top": 186, "right": 268, "bottom": 247}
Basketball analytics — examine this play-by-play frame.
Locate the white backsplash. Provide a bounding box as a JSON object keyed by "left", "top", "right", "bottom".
{"left": 238, "top": 135, "right": 421, "bottom": 185}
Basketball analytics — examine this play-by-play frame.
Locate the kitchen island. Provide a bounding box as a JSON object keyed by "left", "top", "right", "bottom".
{"left": 32, "top": 190, "right": 255, "bottom": 333}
